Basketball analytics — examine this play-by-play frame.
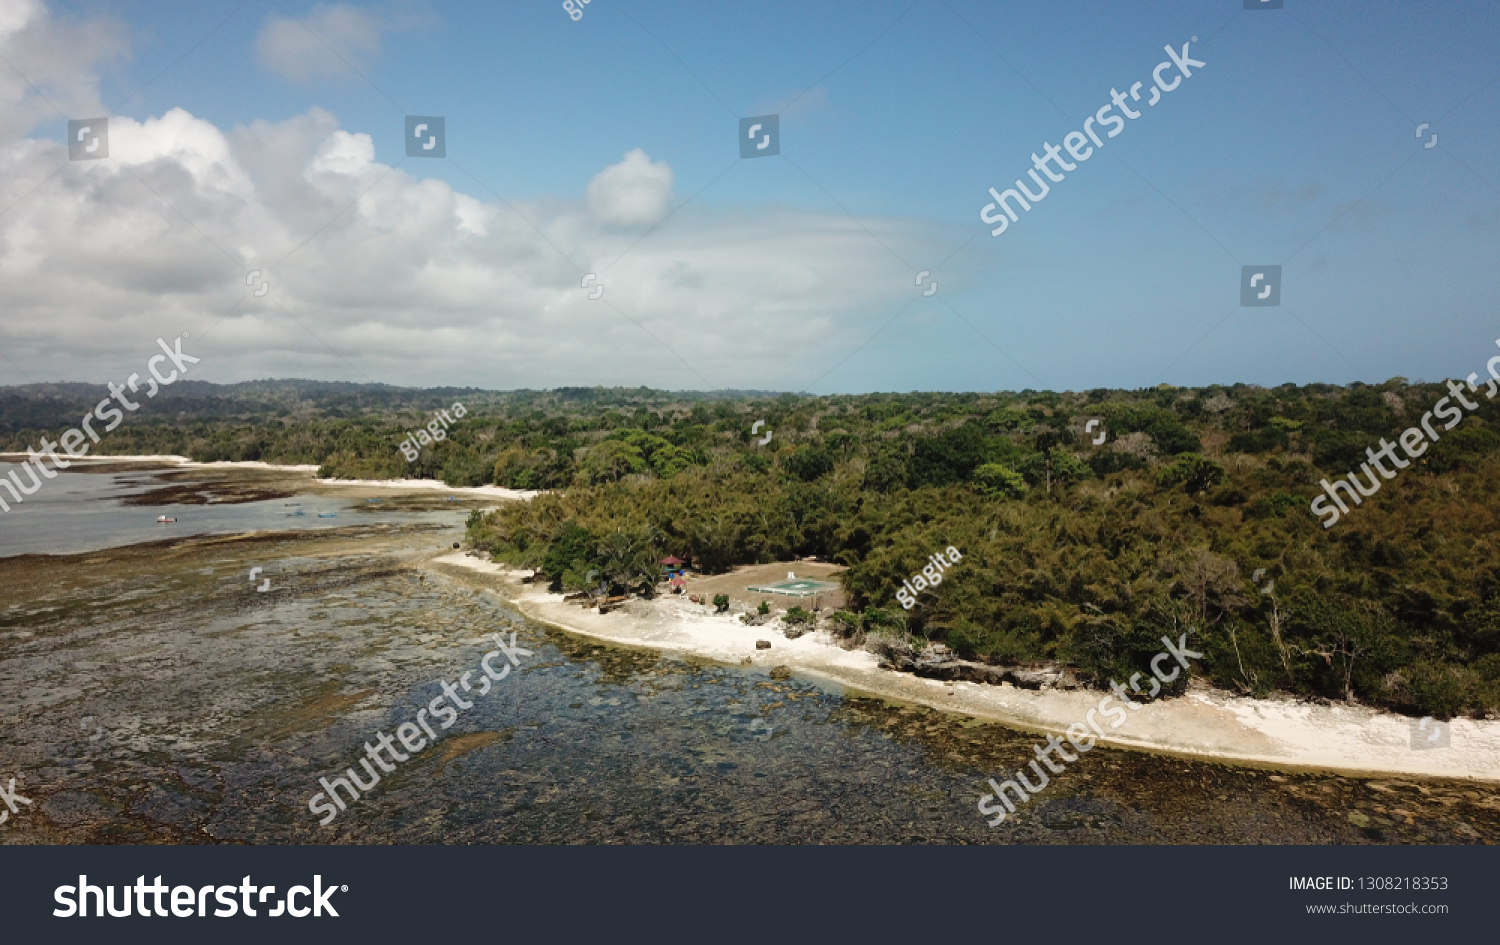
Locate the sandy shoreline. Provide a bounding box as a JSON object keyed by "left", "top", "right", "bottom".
{"left": 0, "top": 453, "right": 540, "bottom": 500}
{"left": 9, "top": 450, "right": 1496, "bottom": 781}
{"left": 434, "top": 552, "right": 1500, "bottom": 784}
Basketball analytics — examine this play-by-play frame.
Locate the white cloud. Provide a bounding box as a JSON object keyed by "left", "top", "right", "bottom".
{"left": 254, "top": 3, "right": 385, "bottom": 84}
{"left": 586, "top": 149, "right": 675, "bottom": 228}
{"left": 0, "top": 4, "right": 953, "bottom": 393}
{"left": 0, "top": 0, "right": 126, "bottom": 144}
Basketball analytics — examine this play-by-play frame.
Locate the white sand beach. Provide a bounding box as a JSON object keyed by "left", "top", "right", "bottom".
{"left": 2, "top": 454, "right": 540, "bottom": 500}
{"left": 14, "top": 451, "right": 1496, "bottom": 782}
{"left": 435, "top": 552, "right": 1500, "bottom": 784}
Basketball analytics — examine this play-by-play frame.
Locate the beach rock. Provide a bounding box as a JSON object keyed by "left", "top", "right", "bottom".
{"left": 755, "top": 640, "right": 771, "bottom": 650}
{"left": 1011, "top": 667, "right": 1082, "bottom": 690}
{"left": 769, "top": 665, "right": 792, "bottom": 680}
{"left": 868, "top": 635, "right": 917, "bottom": 670}
{"left": 880, "top": 642, "right": 1082, "bottom": 690}
{"left": 782, "top": 623, "right": 807, "bottom": 639}
{"left": 914, "top": 642, "right": 957, "bottom": 670}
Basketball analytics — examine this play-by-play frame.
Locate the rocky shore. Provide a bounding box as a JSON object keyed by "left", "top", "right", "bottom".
{"left": 435, "top": 552, "right": 1500, "bottom": 784}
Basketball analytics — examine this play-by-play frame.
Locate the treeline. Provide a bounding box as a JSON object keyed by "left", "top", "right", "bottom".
{"left": 0, "top": 380, "right": 758, "bottom": 480}
{"left": 463, "top": 380, "right": 1500, "bottom": 719}
{"left": 6, "top": 376, "right": 1499, "bottom": 716}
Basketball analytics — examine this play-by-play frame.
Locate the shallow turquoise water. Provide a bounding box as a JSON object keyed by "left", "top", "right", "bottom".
{"left": 0, "top": 463, "right": 462, "bottom": 557}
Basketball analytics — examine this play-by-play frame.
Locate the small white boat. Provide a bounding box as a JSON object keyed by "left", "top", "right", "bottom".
{"left": 156, "top": 515, "right": 176, "bottom": 523}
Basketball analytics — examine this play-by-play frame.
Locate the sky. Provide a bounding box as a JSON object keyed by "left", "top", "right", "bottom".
{"left": 0, "top": 0, "right": 1497, "bottom": 394}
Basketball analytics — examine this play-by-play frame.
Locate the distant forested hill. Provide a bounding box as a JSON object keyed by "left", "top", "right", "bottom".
{"left": 5, "top": 377, "right": 1498, "bottom": 716}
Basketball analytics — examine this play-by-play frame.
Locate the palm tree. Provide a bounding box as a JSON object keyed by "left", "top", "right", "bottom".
{"left": 596, "top": 526, "right": 662, "bottom": 597}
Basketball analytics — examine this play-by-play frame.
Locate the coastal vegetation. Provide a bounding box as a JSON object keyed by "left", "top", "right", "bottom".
{"left": 5, "top": 377, "right": 1499, "bottom": 718}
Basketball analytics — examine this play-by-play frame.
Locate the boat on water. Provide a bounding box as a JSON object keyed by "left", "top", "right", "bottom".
{"left": 156, "top": 515, "right": 176, "bottom": 523}
{"left": 317, "top": 512, "right": 337, "bottom": 518}
{"left": 286, "top": 509, "right": 305, "bottom": 517}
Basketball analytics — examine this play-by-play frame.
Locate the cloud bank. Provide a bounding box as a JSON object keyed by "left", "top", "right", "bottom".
{"left": 0, "top": 1, "right": 951, "bottom": 392}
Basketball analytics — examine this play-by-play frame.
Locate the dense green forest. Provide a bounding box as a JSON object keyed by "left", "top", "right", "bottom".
{"left": 5, "top": 377, "right": 1499, "bottom": 717}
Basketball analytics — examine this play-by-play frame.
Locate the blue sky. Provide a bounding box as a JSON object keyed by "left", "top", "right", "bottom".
{"left": 5, "top": 0, "right": 1499, "bottom": 393}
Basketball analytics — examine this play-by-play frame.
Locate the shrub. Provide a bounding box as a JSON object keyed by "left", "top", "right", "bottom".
{"left": 907, "top": 423, "right": 989, "bottom": 488}
{"left": 829, "top": 610, "right": 861, "bottom": 638}
{"left": 784, "top": 606, "right": 813, "bottom": 626}
{"left": 441, "top": 450, "right": 491, "bottom": 487}
{"left": 1406, "top": 661, "right": 1471, "bottom": 719}
{"left": 972, "top": 462, "right": 1027, "bottom": 498}
{"left": 1087, "top": 450, "right": 1146, "bottom": 477}
{"left": 1017, "top": 448, "right": 1093, "bottom": 488}
{"left": 860, "top": 606, "right": 907, "bottom": 636}
{"left": 757, "top": 600, "right": 770, "bottom": 615}
{"left": 1156, "top": 453, "right": 1226, "bottom": 494}
{"left": 862, "top": 455, "right": 907, "bottom": 492}
{"left": 1068, "top": 604, "right": 1195, "bottom": 696}
{"left": 541, "top": 522, "right": 596, "bottom": 592}
{"left": 713, "top": 593, "right": 730, "bottom": 613}
{"left": 784, "top": 446, "right": 834, "bottom": 482}
{"left": 1247, "top": 491, "right": 1303, "bottom": 518}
